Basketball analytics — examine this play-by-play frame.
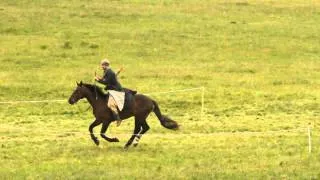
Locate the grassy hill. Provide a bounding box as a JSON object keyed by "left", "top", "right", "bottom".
{"left": 1, "top": 0, "right": 320, "bottom": 179}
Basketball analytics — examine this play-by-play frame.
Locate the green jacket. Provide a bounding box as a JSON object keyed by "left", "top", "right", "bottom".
{"left": 97, "top": 68, "right": 123, "bottom": 91}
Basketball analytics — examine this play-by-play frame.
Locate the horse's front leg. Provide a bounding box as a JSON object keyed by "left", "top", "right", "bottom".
{"left": 89, "top": 119, "right": 102, "bottom": 146}
{"left": 100, "top": 120, "right": 120, "bottom": 142}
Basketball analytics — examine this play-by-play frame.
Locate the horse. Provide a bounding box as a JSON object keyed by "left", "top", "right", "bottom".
{"left": 68, "top": 81, "right": 179, "bottom": 149}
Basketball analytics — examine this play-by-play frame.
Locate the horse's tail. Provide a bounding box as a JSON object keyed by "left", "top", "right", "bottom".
{"left": 152, "top": 100, "right": 179, "bottom": 130}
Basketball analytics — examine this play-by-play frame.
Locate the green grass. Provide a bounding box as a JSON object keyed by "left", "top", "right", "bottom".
{"left": 1, "top": 0, "right": 320, "bottom": 179}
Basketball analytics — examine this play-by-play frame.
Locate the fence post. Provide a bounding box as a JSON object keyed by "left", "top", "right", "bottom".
{"left": 201, "top": 87, "right": 205, "bottom": 121}
{"left": 308, "top": 126, "right": 312, "bottom": 154}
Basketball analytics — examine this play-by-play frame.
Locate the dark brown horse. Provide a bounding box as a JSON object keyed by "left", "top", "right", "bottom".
{"left": 68, "top": 81, "right": 178, "bottom": 149}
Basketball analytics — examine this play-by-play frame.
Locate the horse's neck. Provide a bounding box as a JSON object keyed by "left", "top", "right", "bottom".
{"left": 84, "top": 91, "right": 99, "bottom": 108}
{"left": 84, "top": 90, "right": 106, "bottom": 109}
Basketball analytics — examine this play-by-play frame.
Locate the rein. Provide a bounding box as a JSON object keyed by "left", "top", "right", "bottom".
{"left": 94, "top": 72, "right": 98, "bottom": 100}
{"left": 94, "top": 81, "right": 98, "bottom": 100}
{"left": 77, "top": 104, "right": 92, "bottom": 113}
{"left": 84, "top": 80, "right": 98, "bottom": 112}
{"left": 80, "top": 80, "right": 99, "bottom": 113}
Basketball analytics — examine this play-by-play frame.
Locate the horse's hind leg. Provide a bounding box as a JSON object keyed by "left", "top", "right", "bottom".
{"left": 124, "top": 118, "right": 141, "bottom": 149}
{"left": 133, "top": 120, "right": 150, "bottom": 147}
{"left": 89, "top": 119, "right": 102, "bottom": 146}
{"left": 100, "top": 121, "right": 120, "bottom": 143}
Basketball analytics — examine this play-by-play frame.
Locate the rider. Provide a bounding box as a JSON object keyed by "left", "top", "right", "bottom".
{"left": 95, "top": 59, "right": 123, "bottom": 126}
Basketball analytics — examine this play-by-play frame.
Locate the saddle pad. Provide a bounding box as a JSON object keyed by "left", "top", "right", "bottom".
{"left": 108, "top": 90, "right": 125, "bottom": 111}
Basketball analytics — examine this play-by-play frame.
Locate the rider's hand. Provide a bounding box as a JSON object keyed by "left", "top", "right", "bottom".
{"left": 95, "top": 76, "right": 101, "bottom": 81}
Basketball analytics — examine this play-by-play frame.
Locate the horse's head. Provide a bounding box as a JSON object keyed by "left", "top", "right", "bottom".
{"left": 68, "top": 81, "right": 86, "bottom": 105}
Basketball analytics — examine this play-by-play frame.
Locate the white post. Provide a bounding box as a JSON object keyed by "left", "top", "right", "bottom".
{"left": 308, "top": 126, "right": 312, "bottom": 154}
{"left": 201, "top": 87, "right": 205, "bottom": 121}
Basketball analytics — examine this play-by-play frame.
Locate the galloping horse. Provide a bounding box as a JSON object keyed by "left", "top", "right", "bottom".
{"left": 68, "top": 81, "right": 178, "bottom": 149}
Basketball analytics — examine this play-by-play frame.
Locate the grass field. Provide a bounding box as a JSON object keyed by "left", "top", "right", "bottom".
{"left": 1, "top": 0, "right": 320, "bottom": 179}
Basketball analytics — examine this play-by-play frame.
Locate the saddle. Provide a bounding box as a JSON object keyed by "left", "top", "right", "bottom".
{"left": 108, "top": 90, "right": 125, "bottom": 111}
{"left": 104, "top": 87, "right": 137, "bottom": 95}
{"left": 123, "top": 88, "right": 137, "bottom": 95}
{"left": 107, "top": 88, "right": 136, "bottom": 112}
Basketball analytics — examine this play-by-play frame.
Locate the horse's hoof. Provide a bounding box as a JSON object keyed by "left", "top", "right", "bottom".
{"left": 112, "top": 138, "right": 120, "bottom": 142}
{"left": 133, "top": 143, "right": 139, "bottom": 147}
{"left": 93, "top": 139, "right": 100, "bottom": 146}
{"left": 124, "top": 145, "right": 130, "bottom": 150}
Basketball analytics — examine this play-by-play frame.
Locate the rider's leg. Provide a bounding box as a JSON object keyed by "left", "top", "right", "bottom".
{"left": 107, "top": 96, "right": 122, "bottom": 126}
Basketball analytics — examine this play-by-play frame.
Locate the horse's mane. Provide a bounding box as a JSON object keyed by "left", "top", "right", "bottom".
{"left": 82, "top": 83, "right": 107, "bottom": 98}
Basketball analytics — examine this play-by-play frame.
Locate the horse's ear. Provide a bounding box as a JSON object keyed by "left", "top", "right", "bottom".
{"left": 80, "top": 81, "right": 83, "bottom": 86}
{"left": 76, "top": 81, "right": 79, "bottom": 86}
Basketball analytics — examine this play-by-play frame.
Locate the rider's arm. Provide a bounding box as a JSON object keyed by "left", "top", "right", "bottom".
{"left": 96, "top": 69, "right": 115, "bottom": 85}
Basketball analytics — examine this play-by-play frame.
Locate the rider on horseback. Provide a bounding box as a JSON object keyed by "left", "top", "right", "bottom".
{"left": 95, "top": 59, "right": 124, "bottom": 126}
